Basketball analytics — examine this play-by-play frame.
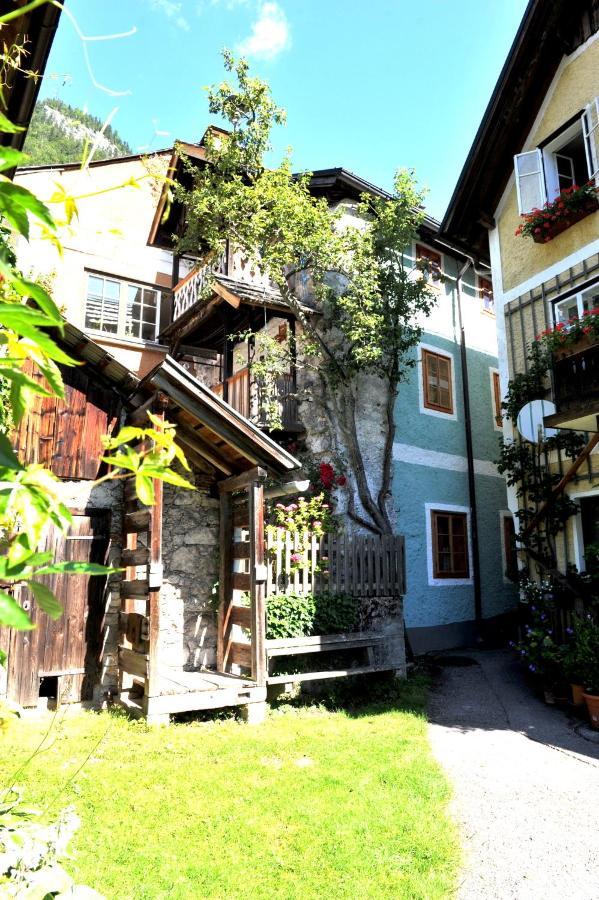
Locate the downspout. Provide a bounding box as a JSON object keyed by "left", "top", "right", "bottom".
{"left": 455, "top": 258, "right": 483, "bottom": 638}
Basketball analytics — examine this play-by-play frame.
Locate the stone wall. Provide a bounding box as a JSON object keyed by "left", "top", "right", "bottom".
{"left": 159, "top": 480, "right": 220, "bottom": 672}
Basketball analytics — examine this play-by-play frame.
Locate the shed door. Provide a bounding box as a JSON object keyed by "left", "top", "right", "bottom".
{"left": 5, "top": 511, "right": 110, "bottom": 707}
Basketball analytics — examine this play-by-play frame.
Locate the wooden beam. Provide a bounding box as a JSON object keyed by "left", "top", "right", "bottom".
{"left": 212, "top": 279, "right": 242, "bottom": 308}
{"left": 146, "top": 450, "right": 164, "bottom": 699}
{"left": 217, "top": 490, "right": 233, "bottom": 671}
{"left": 521, "top": 431, "right": 599, "bottom": 540}
{"left": 249, "top": 480, "right": 267, "bottom": 686}
{"left": 175, "top": 429, "right": 233, "bottom": 476}
{"left": 218, "top": 467, "right": 267, "bottom": 494}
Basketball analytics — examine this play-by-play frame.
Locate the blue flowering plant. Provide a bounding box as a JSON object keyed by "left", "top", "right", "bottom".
{"left": 562, "top": 616, "right": 599, "bottom": 694}
{"left": 512, "top": 580, "right": 566, "bottom": 683}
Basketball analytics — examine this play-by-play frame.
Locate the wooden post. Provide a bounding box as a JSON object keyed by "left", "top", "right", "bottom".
{"left": 146, "top": 477, "right": 163, "bottom": 700}
{"left": 217, "top": 490, "right": 233, "bottom": 671}
{"left": 248, "top": 475, "right": 267, "bottom": 686}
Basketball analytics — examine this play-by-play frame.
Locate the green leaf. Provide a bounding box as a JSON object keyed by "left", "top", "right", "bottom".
{"left": 34, "top": 562, "right": 121, "bottom": 576}
{"left": 0, "top": 112, "right": 24, "bottom": 134}
{"left": 0, "top": 147, "right": 26, "bottom": 172}
{"left": 4, "top": 368, "right": 53, "bottom": 424}
{"left": 0, "top": 648, "right": 6, "bottom": 666}
{"left": 29, "top": 582, "right": 62, "bottom": 619}
{"left": 104, "top": 425, "right": 145, "bottom": 447}
{"left": 141, "top": 466, "right": 195, "bottom": 491}
{"left": 135, "top": 473, "right": 155, "bottom": 505}
{"left": 0, "top": 433, "right": 21, "bottom": 469}
{"left": 0, "top": 302, "right": 57, "bottom": 331}
{"left": 0, "top": 181, "right": 54, "bottom": 239}
{"left": 0, "top": 591, "right": 33, "bottom": 630}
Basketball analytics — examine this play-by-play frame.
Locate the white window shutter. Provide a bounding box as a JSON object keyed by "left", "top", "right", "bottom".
{"left": 583, "top": 97, "right": 599, "bottom": 183}
{"left": 514, "top": 150, "right": 546, "bottom": 215}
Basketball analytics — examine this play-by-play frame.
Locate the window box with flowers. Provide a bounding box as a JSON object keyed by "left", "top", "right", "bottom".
{"left": 537, "top": 308, "right": 599, "bottom": 360}
{"left": 515, "top": 182, "right": 599, "bottom": 244}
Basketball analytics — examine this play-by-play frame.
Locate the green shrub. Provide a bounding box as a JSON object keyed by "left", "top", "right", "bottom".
{"left": 265, "top": 592, "right": 360, "bottom": 639}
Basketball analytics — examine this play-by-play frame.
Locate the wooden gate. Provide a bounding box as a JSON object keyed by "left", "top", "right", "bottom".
{"left": 4, "top": 510, "right": 110, "bottom": 707}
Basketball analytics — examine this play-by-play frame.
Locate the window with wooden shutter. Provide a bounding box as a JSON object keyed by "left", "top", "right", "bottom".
{"left": 431, "top": 510, "right": 469, "bottom": 579}
{"left": 415, "top": 243, "right": 442, "bottom": 282}
{"left": 492, "top": 370, "right": 502, "bottom": 427}
{"left": 514, "top": 150, "right": 546, "bottom": 214}
{"left": 503, "top": 515, "right": 518, "bottom": 582}
{"left": 583, "top": 97, "right": 599, "bottom": 184}
{"left": 422, "top": 349, "right": 453, "bottom": 414}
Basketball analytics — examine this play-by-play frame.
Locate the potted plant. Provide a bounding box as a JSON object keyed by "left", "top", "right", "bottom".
{"left": 566, "top": 616, "right": 599, "bottom": 728}
{"left": 536, "top": 308, "right": 599, "bottom": 360}
{"left": 515, "top": 181, "right": 599, "bottom": 244}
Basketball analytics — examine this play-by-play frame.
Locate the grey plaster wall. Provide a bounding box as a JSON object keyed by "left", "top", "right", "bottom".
{"left": 160, "top": 482, "right": 220, "bottom": 672}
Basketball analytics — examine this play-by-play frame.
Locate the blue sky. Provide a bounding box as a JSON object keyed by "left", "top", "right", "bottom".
{"left": 39, "top": 0, "right": 529, "bottom": 220}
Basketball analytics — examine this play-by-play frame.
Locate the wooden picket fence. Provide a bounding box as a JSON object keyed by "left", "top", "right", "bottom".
{"left": 265, "top": 529, "right": 405, "bottom": 598}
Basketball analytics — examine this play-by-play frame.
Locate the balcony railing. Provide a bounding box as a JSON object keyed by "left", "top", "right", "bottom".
{"left": 211, "top": 368, "right": 301, "bottom": 431}
{"left": 173, "top": 244, "right": 276, "bottom": 322}
{"left": 552, "top": 338, "right": 599, "bottom": 417}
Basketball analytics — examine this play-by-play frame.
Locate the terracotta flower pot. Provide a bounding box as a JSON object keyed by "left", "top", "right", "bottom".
{"left": 582, "top": 692, "right": 599, "bottom": 730}
{"left": 570, "top": 683, "right": 585, "bottom": 706}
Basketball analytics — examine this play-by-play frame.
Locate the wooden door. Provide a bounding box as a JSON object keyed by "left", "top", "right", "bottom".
{"left": 6, "top": 511, "right": 110, "bottom": 706}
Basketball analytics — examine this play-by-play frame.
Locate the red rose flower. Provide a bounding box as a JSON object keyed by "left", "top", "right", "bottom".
{"left": 336, "top": 475, "right": 347, "bottom": 487}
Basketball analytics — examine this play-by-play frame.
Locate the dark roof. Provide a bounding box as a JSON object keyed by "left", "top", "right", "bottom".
{"left": 2, "top": 0, "right": 62, "bottom": 167}
{"left": 57, "top": 321, "right": 299, "bottom": 477}
{"left": 440, "top": 0, "right": 599, "bottom": 261}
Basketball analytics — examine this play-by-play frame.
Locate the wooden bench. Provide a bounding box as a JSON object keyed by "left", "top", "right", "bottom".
{"left": 265, "top": 631, "right": 392, "bottom": 684}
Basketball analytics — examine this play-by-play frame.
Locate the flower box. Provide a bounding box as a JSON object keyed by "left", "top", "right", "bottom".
{"left": 532, "top": 198, "right": 599, "bottom": 243}
{"left": 552, "top": 331, "right": 599, "bottom": 360}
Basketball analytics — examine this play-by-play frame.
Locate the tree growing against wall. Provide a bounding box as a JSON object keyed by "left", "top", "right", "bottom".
{"left": 177, "top": 52, "right": 436, "bottom": 534}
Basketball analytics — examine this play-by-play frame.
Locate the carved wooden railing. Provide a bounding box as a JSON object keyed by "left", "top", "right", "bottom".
{"left": 211, "top": 368, "right": 300, "bottom": 431}
{"left": 172, "top": 244, "right": 276, "bottom": 322}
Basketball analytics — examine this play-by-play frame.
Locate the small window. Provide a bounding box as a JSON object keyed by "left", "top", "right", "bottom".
{"left": 422, "top": 349, "right": 453, "bottom": 414}
{"left": 554, "top": 282, "right": 599, "bottom": 326}
{"left": 503, "top": 515, "right": 518, "bottom": 582}
{"left": 431, "top": 510, "right": 469, "bottom": 579}
{"left": 479, "top": 276, "right": 494, "bottom": 315}
{"left": 85, "top": 273, "right": 161, "bottom": 342}
{"left": 492, "top": 371, "right": 502, "bottom": 427}
{"left": 416, "top": 243, "right": 442, "bottom": 282}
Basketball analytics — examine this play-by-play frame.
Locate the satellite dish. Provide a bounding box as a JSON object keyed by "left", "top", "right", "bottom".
{"left": 516, "top": 399, "right": 559, "bottom": 443}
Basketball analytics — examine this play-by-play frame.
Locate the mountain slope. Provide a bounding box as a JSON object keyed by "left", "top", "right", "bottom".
{"left": 22, "top": 98, "right": 133, "bottom": 167}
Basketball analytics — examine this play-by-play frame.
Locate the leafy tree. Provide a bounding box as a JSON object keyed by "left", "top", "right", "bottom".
{"left": 22, "top": 97, "right": 133, "bottom": 166}
{"left": 177, "top": 52, "right": 436, "bottom": 534}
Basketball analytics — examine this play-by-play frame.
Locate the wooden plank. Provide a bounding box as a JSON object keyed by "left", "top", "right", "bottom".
{"left": 118, "top": 647, "right": 149, "bottom": 678}
{"left": 233, "top": 541, "right": 250, "bottom": 559}
{"left": 144, "top": 685, "right": 266, "bottom": 715}
{"left": 266, "top": 632, "right": 385, "bottom": 650}
{"left": 267, "top": 664, "right": 393, "bottom": 685}
{"left": 233, "top": 506, "right": 249, "bottom": 526}
{"left": 120, "top": 579, "right": 149, "bottom": 599}
{"left": 230, "top": 605, "right": 252, "bottom": 629}
{"left": 119, "top": 612, "right": 149, "bottom": 646}
{"left": 124, "top": 510, "right": 151, "bottom": 533}
{"left": 266, "top": 637, "right": 385, "bottom": 657}
{"left": 249, "top": 480, "right": 267, "bottom": 685}
{"left": 229, "top": 641, "right": 252, "bottom": 668}
{"left": 120, "top": 547, "right": 150, "bottom": 567}
{"left": 232, "top": 572, "right": 250, "bottom": 591}
{"left": 146, "top": 469, "right": 164, "bottom": 697}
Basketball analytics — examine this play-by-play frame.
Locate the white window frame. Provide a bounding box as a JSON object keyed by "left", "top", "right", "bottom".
{"left": 570, "top": 488, "right": 599, "bottom": 573}
{"left": 84, "top": 271, "right": 162, "bottom": 344}
{"left": 425, "top": 502, "right": 473, "bottom": 587}
{"left": 515, "top": 97, "right": 599, "bottom": 211}
{"left": 417, "top": 342, "right": 458, "bottom": 421}
{"left": 478, "top": 274, "right": 495, "bottom": 316}
{"left": 553, "top": 280, "right": 599, "bottom": 326}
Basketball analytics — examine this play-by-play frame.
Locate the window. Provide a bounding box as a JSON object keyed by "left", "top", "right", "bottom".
{"left": 554, "top": 282, "right": 599, "bottom": 326}
{"left": 492, "top": 370, "right": 502, "bottom": 428}
{"left": 85, "top": 273, "right": 162, "bottom": 342}
{"left": 431, "top": 510, "right": 469, "bottom": 579}
{"left": 479, "top": 276, "right": 494, "bottom": 314}
{"left": 415, "top": 243, "right": 442, "bottom": 282}
{"left": 422, "top": 349, "right": 453, "bottom": 414}
{"left": 502, "top": 515, "right": 518, "bottom": 582}
{"left": 514, "top": 97, "right": 599, "bottom": 214}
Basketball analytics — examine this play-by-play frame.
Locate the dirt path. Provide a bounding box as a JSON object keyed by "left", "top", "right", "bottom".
{"left": 428, "top": 650, "right": 599, "bottom": 900}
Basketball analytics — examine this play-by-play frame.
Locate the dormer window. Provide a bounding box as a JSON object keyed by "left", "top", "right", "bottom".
{"left": 514, "top": 98, "right": 599, "bottom": 214}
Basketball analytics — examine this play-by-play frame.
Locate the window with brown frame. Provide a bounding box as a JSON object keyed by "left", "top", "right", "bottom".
{"left": 431, "top": 510, "right": 469, "bottom": 579}
{"left": 503, "top": 515, "right": 518, "bottom": 582}
{"left": 492, "top": 370, "right": 502, "bottom": 427}
{"left": 416, "top": 243, "right": 442, "bottom": 282}
{"left": 479, "top": 276, "right": 494, "bottom": 314}
{"left": 422, "top": 349, "right": 453, "bottom": 414}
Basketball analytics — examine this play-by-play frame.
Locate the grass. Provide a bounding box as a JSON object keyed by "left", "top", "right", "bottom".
{"left": 0, "top": 675, "right": 459, "bottom": 899}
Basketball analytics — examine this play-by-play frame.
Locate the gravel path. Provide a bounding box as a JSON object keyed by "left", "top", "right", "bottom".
{"left": 427, "top": 650, "right": 599, "bottom": 900}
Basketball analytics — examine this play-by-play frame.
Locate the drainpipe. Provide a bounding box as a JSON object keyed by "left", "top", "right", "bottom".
{"left": 455, "top": 258, "right": 483, "bottom": 639}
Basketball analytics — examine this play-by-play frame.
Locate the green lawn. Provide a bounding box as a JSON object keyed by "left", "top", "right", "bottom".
{"left": 0, "top": 678, "right": 459, "bottom": 899}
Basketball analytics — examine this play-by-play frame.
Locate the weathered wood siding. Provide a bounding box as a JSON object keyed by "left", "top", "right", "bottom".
{"left": 13, "top": 362, "right": 121, "bottom": 480}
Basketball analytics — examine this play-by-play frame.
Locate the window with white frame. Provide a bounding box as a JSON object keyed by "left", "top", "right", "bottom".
{"left": 554, "top": 282, "right": 599, "bottom": 326}
{"left": 514, "top": 97, "right": 599, "bottom": 214}
{"left": 85, "top": 273, "right": 162, "bottom": 342}
{"left": 478, "top": 275, "right": 494, "bottom": 314}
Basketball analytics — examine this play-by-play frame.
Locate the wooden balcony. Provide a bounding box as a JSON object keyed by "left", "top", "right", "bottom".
{"left": 211, "top": 368, "right": 301, "bottom": 432}
{"left": 546, "top": 338, "right": 599, "bottom": 432}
